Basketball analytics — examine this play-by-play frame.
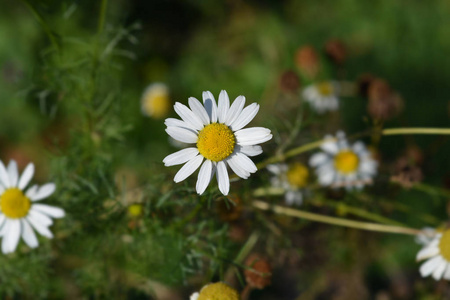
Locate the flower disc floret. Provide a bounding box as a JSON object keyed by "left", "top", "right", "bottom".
{"left": 197, "top": 123, "right": 236, "bottom": 162}
{"left": 334, "top": 150, "right": 359, "bottom": 174}
{"left": 439, "top": 230, "right": 450, "bottom": 261}
{"left": 317, "top": 82, "right": 333, "bottom": 96}
{"left": 0, "top": 188, "right": 31, "bottom": 219}
{"left": 286, "top": 163, "right": 309, "bottom": 188}
{"left": 197, "top": 282, "right": 239, "bottom": 300}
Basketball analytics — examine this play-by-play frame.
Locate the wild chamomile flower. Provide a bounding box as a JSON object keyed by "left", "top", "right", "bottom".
{"left": 0, "top": 160, "right": 65, "bottom": 254}
{"left": 190, "top": 282, "right": 240, "bottom": 300}
{"left": 416, "top": 228, "right": 450, "bottom": 280}
{"left": 163, "top": 90, "right": 272, "bottom": 196}
{"left": 141, "top": 83, "right": 171, "bottom": 119}
{"left": 267, "top": 162, "right": 309, "bottom": 205}
{"left": 309, "top": 131, "right": 377, "bottom": 189}
{"left": 302, "top": 81, "right": 340, "bottom": 114}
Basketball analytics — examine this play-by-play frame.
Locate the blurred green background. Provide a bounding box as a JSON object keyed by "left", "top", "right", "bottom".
{"left": 1, "top": 0, "right": 450, "bottom": 299}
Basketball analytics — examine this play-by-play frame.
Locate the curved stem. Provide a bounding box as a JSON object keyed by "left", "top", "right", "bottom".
{"left": 252, "top": 200, "right": 421, "bottom": 235}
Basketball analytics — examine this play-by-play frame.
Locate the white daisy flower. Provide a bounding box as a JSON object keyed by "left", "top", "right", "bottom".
{"left": 302, "top": 81, "right": 340, "bottom": 114}
{"left": 416, "top": 229, "right": 450, "bottom": 280}
{"left": 0, "top": 160, "right": 65, "bottom": 254}
{"left": 190, "top": 282, "right": 239, "bottom": 300}
{"left": 267, "top": 162, "right": 309, "bottom": 206}
{"left": 141, "top": 83, "right": 171, "bottom": 119}
{"left": 163, "top": 90, "right": 272, "bottom": 196}
{"left": 309, "top": 131, "right": 377, "bottom": 189}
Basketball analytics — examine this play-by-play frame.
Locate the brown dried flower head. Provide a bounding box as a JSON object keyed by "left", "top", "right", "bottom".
{"left": 391, "top": 157, "right": 423, "bottom": 189}
{"left": 325, "top": 39, "right": 346, "bottom": 65}
{"left": 279, "top": 70, "right": 301, "bottom": 93}
{"left": 244, "top": 254, "right": 272, "bottom": 289}
{"left": 367, "top": 78, "right": 404, "bottom": 120}
{"left": 295, "top": 45, "right": 320, "bottom": 78}
{"left": 217, "top": 195, "right": 242, "bottom": 222}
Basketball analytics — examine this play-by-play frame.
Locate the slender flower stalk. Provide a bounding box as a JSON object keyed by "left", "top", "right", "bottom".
{"left": 252, "top": 200, "right": 421, "bottom": 235}
{"left": 257, "top": 127, "right": 450, "bottom": 170}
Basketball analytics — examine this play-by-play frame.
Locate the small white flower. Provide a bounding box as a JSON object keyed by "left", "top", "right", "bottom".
{"left": 309, "top": 131, "right": 377, "bottom": 189}
{"left": 416, "top": 229, "right": 450, "bottom": 280}
{"left": 267, "top": 162, "right": 309, "bottom": 206}
{"left": 141, "top": 83, "right": 171, "bottom": 119}
{"left": 0, "top": 160, "right": 65, "bottom": 254}
{"left": 163, "top": 90, "right": 272, "bottom": 196}
{"left": 302, "top": 81, "right": 340, "bottom": 114}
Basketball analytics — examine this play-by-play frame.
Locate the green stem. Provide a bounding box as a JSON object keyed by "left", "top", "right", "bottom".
{"left": 252, "top": 200, "right": 420, "bottom": 235}
{"left": 382, "top": 128, "right": 450, "bottom": 135}
{"left": 21, "top": 0, "right": 60, "bottom": 51}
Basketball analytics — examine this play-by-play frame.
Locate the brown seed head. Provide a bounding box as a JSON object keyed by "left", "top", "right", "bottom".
{"left": 295, "top": 45, "right": 320, "bottom": 78}
{"left": 244, "top": 254, "right": 272, "bottom": 289}
{"left": 325, "top": 39, "right": 346, "bottom": 65}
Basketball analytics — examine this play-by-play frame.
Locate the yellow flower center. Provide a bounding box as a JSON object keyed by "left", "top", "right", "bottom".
{"left": 128, "top": 204, "right": 143, "bottom": 217}
{"left": 317, "top": 82, "right": 333, "bottom": 96}
{"left": 197, "top": 123, "right": 236, "bottom": 162}
{"left": 334, "top": 150, "right": 359, "bottom": 174}
{"left": 439, "top": 230, "right": 450, "bottom": 261}
{"left": 143, "top": 93, "right": 171, "bottom": 119}
{"left": 0, "top": 188, "right": 31, "bottom": 219}
{"left": 286, "top": 163, "right": 309, "bottom": 188}
{"left": 198, "top": 282, "right": 240, "bottom": 300}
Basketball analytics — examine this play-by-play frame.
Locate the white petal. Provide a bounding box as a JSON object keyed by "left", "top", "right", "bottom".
{"left": 202, "top": 91, "right": 217, "bottom": 123}
{"left": 7, "top": 160, "right": 19, "bottom": 187}
{"left": 318, "top": 169, "right": 335, "bottom": 186}
{"left": 166, "top": 127, "right": 198, "bottom": 144}
{"left": 321, "top": 136, "right": 339, "bottom": 154}
{"left": 174, "top": 102, "right": 204, "bottom": 131}
{"left": 28, "top": 210, "right": 53, "bottom": 226}
{"left": 29, "top": 183, "right": 56, "bottom": 201}
{"left": 309, "top": 153, "right": 329, "bottom": 167}
{"left": 0, "top": 185, "right": 4, "bottom": 194}
{"left": 230, "top": 103, "right": 259, "bottom": 131}
{"left": 190, "top": 292, "right": 200, "bottom": 300}
{"left": 225, "top": 95, "right": 245, "bottom": 125}
{"left": 266, "top": 164, "right": 283, "bottom": 175}
{"left": 2, "top": 219, "right": 21, "bottom": 254}
{"left": 417, "top": 245, "right": 440, "bottom": 261}
{"left": 21, "top": 219, "right": 38, "bottom": 248}
{"left": 227, "top": 156, "right": 250, "bottom": 179}
{"left": 216, "top": 161, "right": 230, "bottom": 195}
{"left": 217, "top": 90, "right": 230, "bottom": 123}
{"left": 235, "top": 127, "right": 272, "bottom": 146}
{"left": 196, "top": 160, "right": 213, "bottom": 195}
{"left": 188, "top": 97, "right": 210, "bottom": 125}
{"left": 0, "top": 214, "right": 6, "bottom": 236}
{"left": 420, "top": 256, "right": 443, "bottom": 277}
{"left": 26, "top": 215, "right": 53, "bottom": 239}
{"left": 163, "top": 148, "right": 200, "bottom": 166}
{"left": 164, "top": 118, "right": 197, "bottom": 132}
{"left": 173, "top": 155, "right": 203, "bottom": 183}
{"left": 25, "top": 184, "right": 39, "bottom": 199}
{"left": 239, "top": 145, "right": 263, "bottom": 157}
{"left": 32, "top": 204, "right": 65, "bottom": 218}
{"left": 233, "top": 153, "right": 257, "bottom": 173}
{"left": 432, "top": 260, "right": 447, "bottom": 280}
{"left": 443, "top": 264, "right": 450, "bottom": 280}
{"left": 0, "top": 160, "right": 10, "bottom": 187}
{"left": 18, "top": 163, "right": 35, "bottom": 190}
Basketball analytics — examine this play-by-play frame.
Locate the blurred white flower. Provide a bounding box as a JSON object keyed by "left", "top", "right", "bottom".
{"left": 302, "top": 81, "right": 340, "bottom": 114}
{"left": 0, "top": 160, "right": 65, "bottom": 254}
{"left": 309, "top": 131, "right": 377, "bottom": 190}
{"left": 416, "top": 229, "right": 450, "bottom": 280}
{"left": 141, "top": 83, "right": 171, "bottom": 119}
{"left": 163, "top": 90, "right": 272, "bottom": 196}
{"left": 267, "top": 162, "right": 309, "bottom": 205}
